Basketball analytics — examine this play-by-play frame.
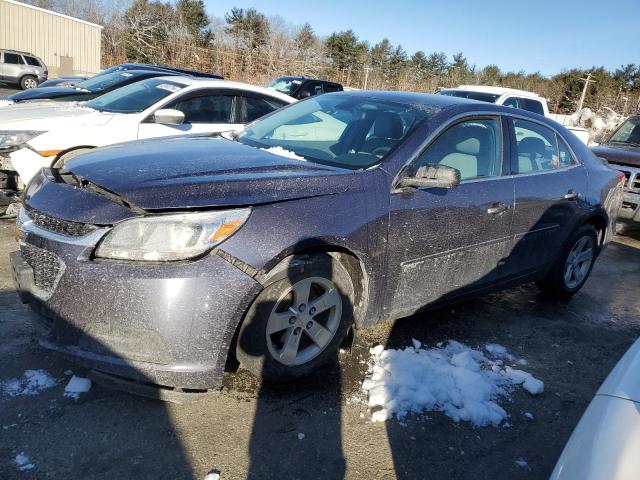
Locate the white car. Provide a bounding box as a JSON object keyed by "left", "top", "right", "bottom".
{"left": 0, "top": 77, "right": 295, "bottom": 188}
{"left": 438, "top": 85, "right": 590, "bottom": 144}
{"left": 551, "top": 337, "right": 640, "bottom": 479}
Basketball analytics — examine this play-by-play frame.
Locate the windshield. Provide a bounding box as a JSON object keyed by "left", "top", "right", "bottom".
{"left": 608, "top": 117, "right": 640, "bottom": 146}
{"left": 86, "top": 78, "right": 184, "bottom": 114}
{"left": 438, "top": 90, "right": 500, "bottom": 103}
{"left": 76, "top": 71, "right": 140, "bottom": 92}
{"left": 266, "top": 77, "right": 302, "bottom": 95}
{"left": 238, "top": 94, "right": 429, "bottom": 169}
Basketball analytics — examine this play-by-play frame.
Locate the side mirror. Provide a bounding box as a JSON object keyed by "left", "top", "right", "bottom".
{"left": 153, "top": 109, "right": 185, "bottom": 125}
{"left": 397, "top": 164, "right": 461, "bottom": 189}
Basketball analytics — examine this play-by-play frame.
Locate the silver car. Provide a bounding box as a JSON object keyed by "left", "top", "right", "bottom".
{"left": 0, "top": 49, "right": 47, "bottom": 89}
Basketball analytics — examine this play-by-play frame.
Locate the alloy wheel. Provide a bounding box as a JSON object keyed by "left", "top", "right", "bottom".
{"left": 563, "top": 236, "right": 594, "bottom": 289}
{"left": 266, "top": 276, "right": 342, "bottom": 366}
{"left": 23, "top": 78, "right": 38, "bottom": 89}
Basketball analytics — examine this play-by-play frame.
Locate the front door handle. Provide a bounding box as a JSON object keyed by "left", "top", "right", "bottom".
{"left": 564, "top": 190, "right": 579, "bottom": 200}
{"left": 487, "top": 203, "right": 509, "bottom": 215}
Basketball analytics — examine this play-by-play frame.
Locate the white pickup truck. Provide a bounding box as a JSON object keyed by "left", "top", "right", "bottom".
{"left": 438, "top": 85, "right": 590, "bottom": 144}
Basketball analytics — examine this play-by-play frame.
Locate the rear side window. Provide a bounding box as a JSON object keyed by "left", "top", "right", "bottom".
{"left": 166, "top": 94, "right": 237, "bottom": 123}
{"left": 512, "top": 119, "right": 561, "bottom": 173}
{"left": 24, "top": 56, "right": 41, "bottom": 67}
{"left": 415, "top": 118, "right": 503, "bottom": 181}
{"left": 323, "top": 83, "right": 342, "bottom": 93}
{"left": 3, "top": 53, "right": 24, "bottom": 64}
{"left": 557, "top": 136, "right": 576, "bottom": 168}
{"left": 243, "top": 96, "right": 288, "bottom": 123}
{"left": 503, "top": 97, "right": 545, "bottom": 116}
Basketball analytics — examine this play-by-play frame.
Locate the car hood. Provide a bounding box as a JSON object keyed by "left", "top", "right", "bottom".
{"left": 64, "top": 136, "right": 355, "bottom": 210}
{"left": 0, "top": 103, "right": 114, "bottom": 130}
{"left": 592, "top": 144, "right": 640, "bottom": 168}
{"left": 597, "top": 337, "right": 640, "bottom": 403}
{"left": 10, "top": 86, "right": 84, "bottom": 102}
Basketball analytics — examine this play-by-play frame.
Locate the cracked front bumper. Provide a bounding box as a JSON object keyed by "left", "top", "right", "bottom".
{"left": 10, "top": 211, "right": 262, "bottom": 393}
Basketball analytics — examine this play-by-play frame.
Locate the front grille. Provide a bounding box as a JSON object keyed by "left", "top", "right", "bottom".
{"left": 614, "top": 166, "right": 640, "bottom": 193}
{"left": 26, "top": 207, "right": 97, "bottom": 237}
{"left": 20, "top": 243, "right": 64, "bottom": 293}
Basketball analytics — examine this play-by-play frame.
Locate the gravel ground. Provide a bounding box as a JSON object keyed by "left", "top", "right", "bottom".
{"left": 1, "top": 218, "right": 639, "bottom": 480}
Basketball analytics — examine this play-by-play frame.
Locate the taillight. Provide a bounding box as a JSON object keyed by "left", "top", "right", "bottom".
{"left": 44, "top": 70, "right": 48, "bottom": 75}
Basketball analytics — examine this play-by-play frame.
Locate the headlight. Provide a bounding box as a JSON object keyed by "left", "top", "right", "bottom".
{"left": 0, "top": 131, "right": 46, "bottom": 151}
{"left": 95, "top": 209, "right": 251, "bottom": 261}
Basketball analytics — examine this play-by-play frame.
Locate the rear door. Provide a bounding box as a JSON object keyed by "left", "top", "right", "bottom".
{"left": 1, "top": 52, "right": 25, "bottom": 83}
{"left": 504, "top": 116, "right": 588, "bottom": 276}
{"left": 138, "top": 89, "right": 244, "bottom": 139}
{"left": 385, "top": 115, "right": 515, "bottom": 318}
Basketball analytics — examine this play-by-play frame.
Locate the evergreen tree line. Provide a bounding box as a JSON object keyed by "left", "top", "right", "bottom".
{"left": 23, "top": 0, "right": 640, "bottom": 114}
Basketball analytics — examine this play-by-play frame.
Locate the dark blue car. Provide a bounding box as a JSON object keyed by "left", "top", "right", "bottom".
{"left": 8, "top": 70, "right": 182, "bottom": 103}
{"left": 11, "top": 92, "right": 622, "bottom": 399}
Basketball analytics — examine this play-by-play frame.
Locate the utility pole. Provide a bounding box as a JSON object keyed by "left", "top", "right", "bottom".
{"left": 576, "top": 72, "right": 595, "bottom": 113}
{"left": 363, "top": 66, "right": 371, "bottom": 90}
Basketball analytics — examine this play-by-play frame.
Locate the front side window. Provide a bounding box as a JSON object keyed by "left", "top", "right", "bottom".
{"left": 242, "top": 96, "right": 288, "bottom": 123}
{"left": 3, "top": 53, "right": 24, "bottom": 64}
{"left": 166, "top": 94, "right": 237, "bottom": 123}
{"left": 512, "top": 119, "right": 560, "bottom": 173}
{"left": 413, "top": 118, "right": 503, "bottom": 181}
{"left": 86, "top": 78, "right": 185, "bottom": 114}
{"left": 239, "top": 95, "right": 429, "bottom": 169}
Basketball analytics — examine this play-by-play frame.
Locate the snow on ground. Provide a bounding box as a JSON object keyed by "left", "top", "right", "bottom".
{"left": 0, "top": 99, "right": 14, "bottom": 108}
{"left": 515, "top": 457, "right": 530, "bottom": 470}
{"left": 362, "top": 340, "right": 544, "bottom": 426}
{"left": 15, "top": 452, "right": 35, "bottom": 471}
{"left": 63, "top": 376, "right": 92, "bottom": 400}
{"left": 1, "top": 370, "right": 56, "bottom": 397}
{"left": 261, "top": 146, "right": 306, "bottom": 161}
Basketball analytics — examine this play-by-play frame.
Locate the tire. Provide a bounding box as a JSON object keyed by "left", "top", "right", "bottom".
{"left": 52, "top": 148, "right": 93, "bottom": 169}
{"left": 536, "top": 224, "right": 598, "bottom": 298}
{"left": 20, "top": 75, "right": 38, "bottom": 89}
{"left": 236, "top": 254, "right": 354, "bottom": 382}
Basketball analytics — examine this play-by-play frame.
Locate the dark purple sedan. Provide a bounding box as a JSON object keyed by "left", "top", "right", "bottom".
{"left": 10, "top": 92, "right": 623, "bottom": 400}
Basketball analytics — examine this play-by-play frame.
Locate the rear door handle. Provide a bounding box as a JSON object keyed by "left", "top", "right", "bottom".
{"left": 487, "top": 203, "right": 509, "bottom": 215}
{"left": 564, "top": 190, "right": 579, "bottom": 200}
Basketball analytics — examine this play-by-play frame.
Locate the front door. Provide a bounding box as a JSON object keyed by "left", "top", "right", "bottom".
{"left": 386, "top": 116, "right": 514, "bottom": 318}
{"left": 138, "top": 90, "right": 244, "bottom": 140}
{"left": 504, "top": 117, "right": 588, "bottom": 276}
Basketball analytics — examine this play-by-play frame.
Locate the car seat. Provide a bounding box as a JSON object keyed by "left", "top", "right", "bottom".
{"left": 517, "top": 137, "right": 546, "bottom": 173}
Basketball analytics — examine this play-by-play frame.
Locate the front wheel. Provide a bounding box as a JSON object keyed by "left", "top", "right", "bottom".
{"left": 236, "top": 254, "right": 354, "bottom": 382}
{"left": 536, "top": 224, "right": 598, "bottom": 298}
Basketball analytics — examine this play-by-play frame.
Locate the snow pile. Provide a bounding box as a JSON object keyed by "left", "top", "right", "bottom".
{"left": 15, "top": 453, "right": 35, "bottom": 471}
{"left": 551, "top": 108, "right": 626, "bottom": 143}
{"left": 63, "top": 376, "right": 92, "bottom": 400}
{"left": 1, "top": 370, "right": 56, "bottom": 397}
{"left": 362, "top": 341, "right": 543, "bottom": 426}
{"left": 261, "top": 146, "right": 306, "bottom": 161}
{"left": 0, "top": 99, "right": 14, "bottom": 108}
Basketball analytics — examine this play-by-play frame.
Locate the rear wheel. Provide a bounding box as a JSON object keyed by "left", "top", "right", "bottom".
{"left": 236, "top": 254, "right": 354, "bottom": 381}
{"left": 20, "top": 75, "right": 38, "bottom": 89}
{"left": 536, "top": 224, "right": 598, "bottom": 298}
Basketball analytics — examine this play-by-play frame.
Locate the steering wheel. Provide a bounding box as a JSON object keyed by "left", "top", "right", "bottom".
{"left": 372, "top": 146, "right": 392, "bottom": 158}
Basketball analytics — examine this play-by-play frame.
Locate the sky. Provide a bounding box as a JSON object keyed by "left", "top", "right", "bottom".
{"left": 203, "top": 0, "right": 639, "bottom": 77}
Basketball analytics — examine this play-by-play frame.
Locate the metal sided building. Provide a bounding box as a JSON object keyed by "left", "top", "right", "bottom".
{"left": 0, "top": 0, "right": 102, "bottom": 77}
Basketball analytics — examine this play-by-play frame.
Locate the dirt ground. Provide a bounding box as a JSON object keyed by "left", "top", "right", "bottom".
{"left": 1, "top": 217, "right": 639, "bottom": 480}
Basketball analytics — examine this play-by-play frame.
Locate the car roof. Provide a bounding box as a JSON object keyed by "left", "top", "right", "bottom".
{"left": 152, "top": 76, "right": 297, "bottom": 103}
{"left": 441, "top": 85, "right": 543, "bottom": 98}
{"left": 326, "top": 90, "right": 558, "bottom": 124}
{"left": 115, "top": 63, "right": 222, "bottom": 79}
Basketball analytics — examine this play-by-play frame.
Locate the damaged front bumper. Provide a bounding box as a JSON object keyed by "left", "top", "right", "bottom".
{"left": 10, "top": 208, "right": 263, "bottom": 400}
